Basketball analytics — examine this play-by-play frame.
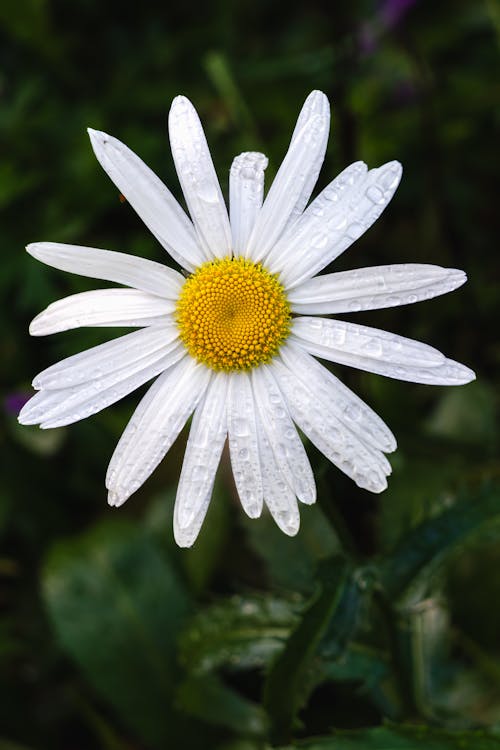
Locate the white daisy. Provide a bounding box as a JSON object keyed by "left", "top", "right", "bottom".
{"left": 19, "top": 91, "right": 475, "bottom": 547}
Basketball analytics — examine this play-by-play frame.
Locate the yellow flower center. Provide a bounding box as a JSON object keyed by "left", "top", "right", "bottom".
{"left": 175, "top": 257, "right": 291, "bottom": 372}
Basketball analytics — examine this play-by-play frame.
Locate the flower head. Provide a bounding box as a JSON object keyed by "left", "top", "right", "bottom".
{"left": 20, "top": 91, "right": 475, "bottom": 546}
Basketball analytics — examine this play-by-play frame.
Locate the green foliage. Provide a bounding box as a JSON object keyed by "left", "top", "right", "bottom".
{"left": 243, "top": 503, "right": 340, "bottom": 594}
{"left": 42, "top": 520, "right": 191, "bottom": 746}
{"left": 177, "top": 673, "right": 268, "bottom": 736}
{"left": 380, "top": 486, "right": 500, "bottom": 599}
{"left": 180, "top": 593, "right": 300, "bottom": 674}
{"left": 292, "top": 724, "right": 500, "bottom": 749}
{"left": 264, "top": 559, "right": 359, "bottom": 744}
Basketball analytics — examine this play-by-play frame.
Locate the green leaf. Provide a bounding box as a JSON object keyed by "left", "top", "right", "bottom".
{"left": 318, "top": 569, "right": 364, "bottom": 659}
{"left": 320, "top": 644, "right": 389, "bottom": 686}
{"left": 145, "top": 483, "right": 231, "bottom": 594}
{"left": 264, "top": 558, "right": 359, "bottom": 745}
{"left": 377, "top": 451, "right": 466, "bottom": 552}
{"left": 380, "top": 486, "right": 500, "bottom": 599}
{"left": 425, "top": 381, "right": 498, "bottom": 446}
{"left": 292, "top": 724, "right": 500, "bottom": 749}
{"left": 243, "top": 504, "right": 339, "bottom": 594}
{"left": 181, "top": 480, "right": 232, "bottom": 593}
{"left": 177, "top": 673, "right": 268, "bottom": 737}
{"left": 42, "top": 520, "right": 190, "bottom": 747}
{"left": 179, "top": 593, "right": 300, "bottom": 674}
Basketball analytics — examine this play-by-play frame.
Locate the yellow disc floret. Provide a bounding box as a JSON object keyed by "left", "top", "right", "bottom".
{"left": 175, "top": 257, "right": 291, "bottom": 372}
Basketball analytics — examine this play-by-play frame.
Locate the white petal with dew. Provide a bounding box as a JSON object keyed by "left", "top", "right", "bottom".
{"left": 106, "top": 357, "right": 211, "bottom": 507}
{"left": 275, "top": 161, "right": 402, "bottom": 288}
{"left": 247, "top": 112, "right": 330, "bottom": 262}
{"left": 252, "top": 366, "right": 316, "bottom": 505}
{"left": 284, "top": 90, "right": 331, "bottom": 229}
{"left": 174, "top": 374, "right": 228, "bottom": 547}
{"left": 227, "top": 372, "right": 263, "bottom": 519}
{"left": 289, "top": 264, "right": 467, "bottom": 315}
{"left": 39, "top": 344, "right": 184, "bottom": 429}
{"left": 19, "top": 389, "right": 67, "bottom": 426}
{"left": 264, "top": 161, "right": 367, "bottom": 276}
{"left": 273, "top": 358, "right": 390, "bottom": 493}
{"left": 169, "top": 96, "right": 232, "bottom": 260}
{"left": 27, "top": 243, "right": 184, "bottom": 298}
{"left": 280, "top": 342, "right": 396, "bottom": 453}
{"left": 255, "top": 408, "right": 300, "bottom": 536}
{"left": 33, "top": 324, "right": 178, "bottom": 390}
{"left": 292, "top": 317, "right": 475, "bottom": 385}
{"left": 87, "top": 129, "right": 204, "bottom": 271}
{"left": 229, "top": 152, "right": 268, "bottom": 258}
{"left": 30, "top": 289, "right": 175, "bottom": 336}
{"left": 293, "top": 316, "right": 445, "bottom": 367}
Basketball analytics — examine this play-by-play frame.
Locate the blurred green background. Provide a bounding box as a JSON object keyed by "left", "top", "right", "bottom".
{"left": 1, "top": 0, "right": 499, "bottom": 748}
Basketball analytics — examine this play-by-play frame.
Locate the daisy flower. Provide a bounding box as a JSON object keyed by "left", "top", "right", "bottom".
{"left": 19, "top": 91, "right": 475, "bottom": 547}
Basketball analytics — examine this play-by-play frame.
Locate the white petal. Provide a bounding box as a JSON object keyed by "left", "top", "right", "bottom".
{"left": 292, "top": 316, "right": 475, "bottom": 385}
{"left": 227, "top": 373, "right": 263, "bottom": 518}
{"left": 272, "top": 161, "right": 403, "bottom": 288}
{"left": 39, "top": 344, "right": 184, "bottom": 429}
{"left": 285, "top": 90, "right": 331, "bottom": 228}
{"left": 27, "top": 242, "right": 184, "bottom": 298}
{"left": 252, "top": 366, "right": 316, "bottom": 505}
{"left": 246, "top": 111, "right": 330, "bottom": 263}
{"left": 20, "top": 331, "right": 183, "bottom": 428}
{"left": 174, "top": 374, "right": 228, "bottom": 547}
{"left": 168, "top": 96, "right": 232, "bottom": 260}
{"left": 273, "top": 358, "right": 390, "bottom": 493}
{"left": 106, "top": 357, "right": 211, "bottom": 506}
{"left": 289, "top": 264, "right": 467, "bottom": 315}
{"left": 29, "top": 289, "right": 174, "bottom": 336}
{"left": 87, "top": 129, "right": 204, "bottom": 271}
{"left": 33, "top": 324, "right": 177, "bottom": 390}
{"left": 264, "top": 161, "right": 367, "bottom": 277}
{"left": 19, "top": 389, "right": 65, "bottom": 425}
{"left": 280, "top": 342, "right": 396, "bottom": 453}
{"left": 229, "top": 152, "right": 268, "bottom": 258}
{"left": 255, "top": 409, "right": 300, "bottom": 536}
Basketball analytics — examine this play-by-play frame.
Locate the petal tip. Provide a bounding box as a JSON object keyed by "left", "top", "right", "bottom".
{"left": 87, "top": 127, "right": 111, "bottom": 150}
{"left": 463, "top": 366, "right": 476, "bottom": 384}
{"left": 169, "top": 94, "right": 193, "bottom": 115}
{"left": 108, "top": 490, "right": 127, "bottom": 508}
{"left": 29, "top": 313, "right": 47, "bottom": 336}
{"left": 26, "top": 242, "right": 45, "bottom": 259}
{"left": 385, "top": 437, "right": 398, "bottom": 454}
{"left": 173, "top": 524, "right": 198, "bottom": 548}
{"left": 17, "top": 408, "right": 31, "bottom": 426}
{"left": 448, "top": 269, "right": 467, "bottom": 288}
{"left": 307, "top": 89, "right": 329, "bottom": 106}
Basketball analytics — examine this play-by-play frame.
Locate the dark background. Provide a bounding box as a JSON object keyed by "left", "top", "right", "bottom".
{"left": 1, "top": 1, "right": 499, "bottom": 748}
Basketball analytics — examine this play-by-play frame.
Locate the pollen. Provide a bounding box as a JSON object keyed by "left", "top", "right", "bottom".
{"left": 175, "top": 257, "right": 291, "bottom": 372}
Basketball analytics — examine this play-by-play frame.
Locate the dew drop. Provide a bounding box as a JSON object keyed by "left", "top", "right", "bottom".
{"left": 197, "top": 181, "right": 219, "bottom": 204}
{"left": 347, "top": 222, "right": 364, "bottom": 240}
{"left": 310, "top": 232, "right": 328, "bottom": 249}
{"left": 366, "top": 185, "right": 384, "bottom": 204}
{"left": 363, "top": 338, "right": 383, "bottom": 357}
{"left": 345, "top": 404, "right": 361, "bottom": 422}
{"left": 232, "top": 418, "right": 249, "bottom": 437}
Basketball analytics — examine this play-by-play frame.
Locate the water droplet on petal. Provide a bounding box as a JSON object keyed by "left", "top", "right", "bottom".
{"left": 366, "top": 185, "right": 384, "bottom": 204}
